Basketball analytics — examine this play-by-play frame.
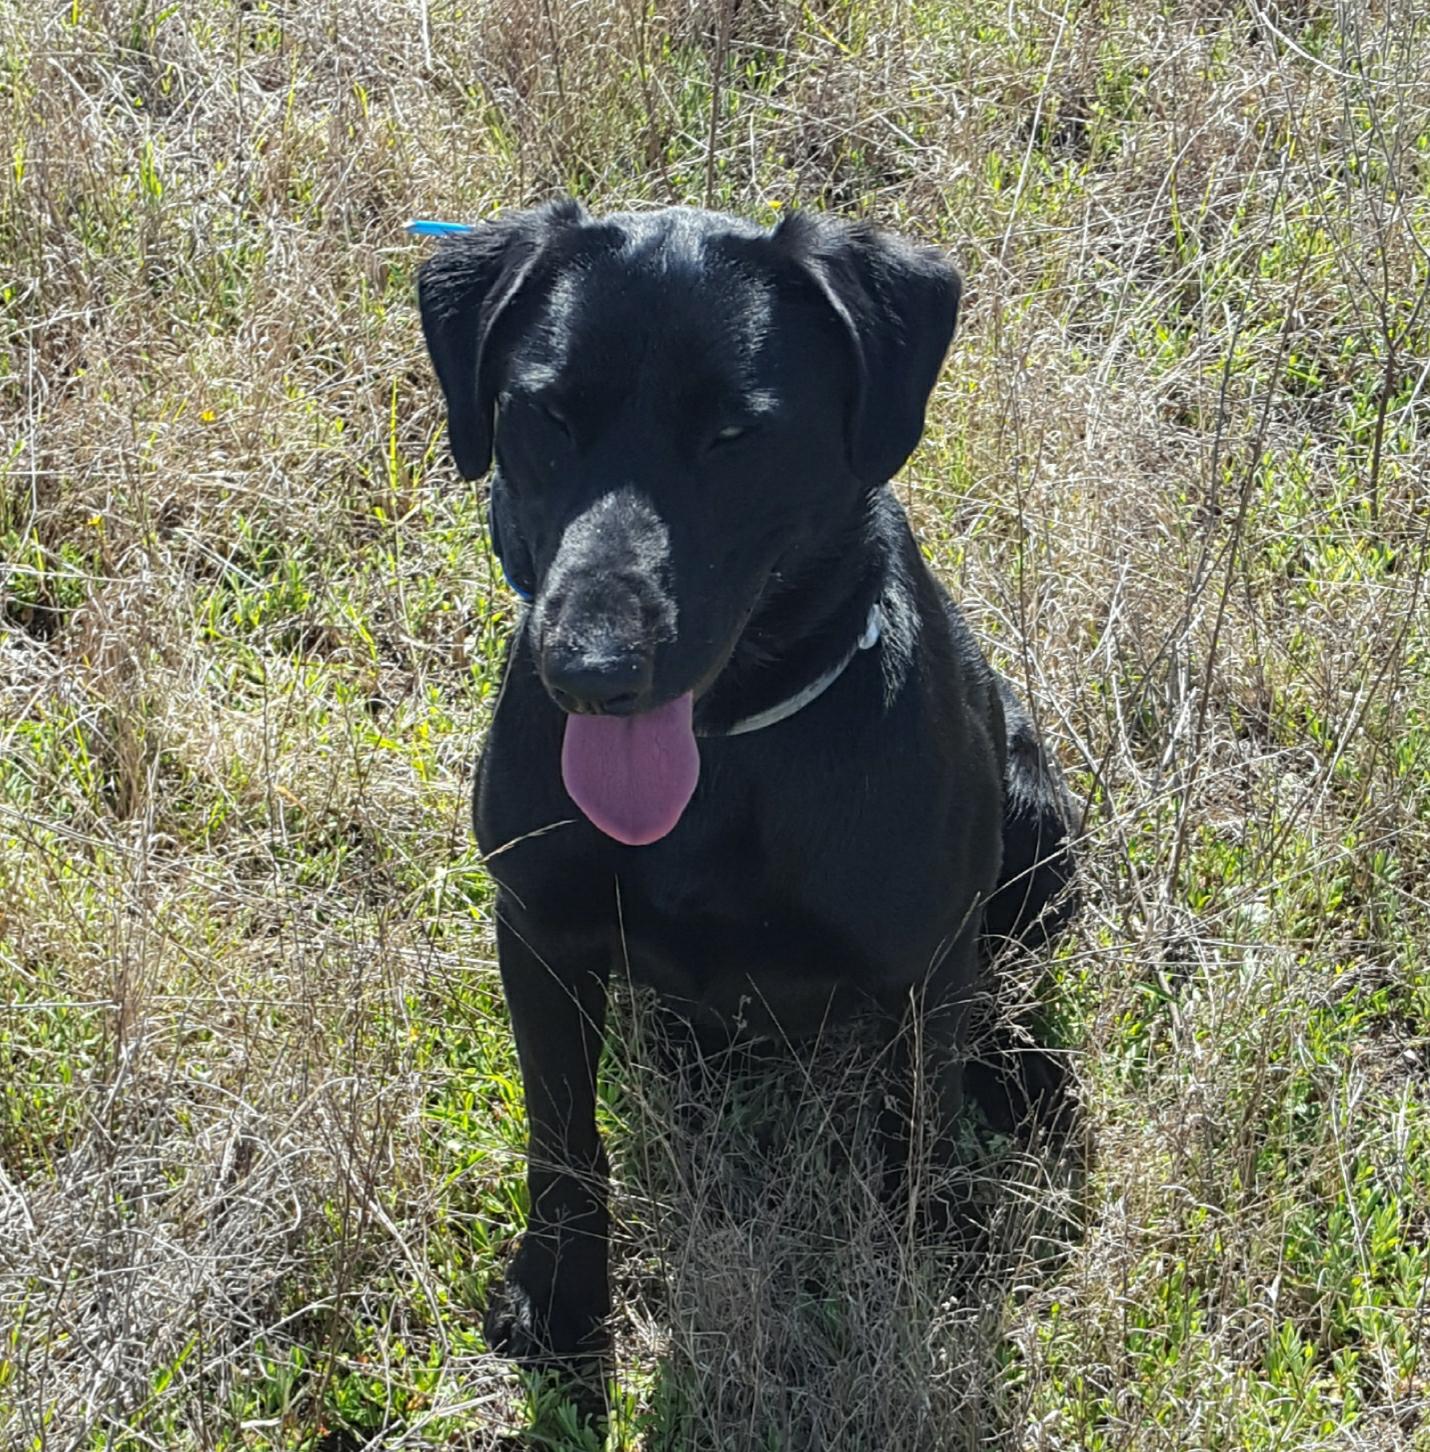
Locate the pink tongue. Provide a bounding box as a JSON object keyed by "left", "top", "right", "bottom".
{"left": 561, "top": 693, "right": 700, "bottom": 846}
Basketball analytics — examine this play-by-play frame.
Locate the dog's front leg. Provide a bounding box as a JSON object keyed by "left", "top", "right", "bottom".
{"left": 483, "top": 907, "right": 611, "bottom": 1372}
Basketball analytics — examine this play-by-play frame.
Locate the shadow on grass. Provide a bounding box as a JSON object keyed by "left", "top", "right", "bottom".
{"left": 589, "top": 984, "right": 1090, "bottom": 1451}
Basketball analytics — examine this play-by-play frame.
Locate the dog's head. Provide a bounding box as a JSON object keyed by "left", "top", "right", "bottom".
{"left": 418, "top": 201, "right": 960, "bottom": 842}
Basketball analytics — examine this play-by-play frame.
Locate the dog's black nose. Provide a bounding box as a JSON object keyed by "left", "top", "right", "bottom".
{"left": 542, "top": 645, "right": 653, "bottom": 715}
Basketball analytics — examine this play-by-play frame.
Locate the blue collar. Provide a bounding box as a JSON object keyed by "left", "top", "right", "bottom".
{"left": 723, "top": 602, "right": 882, "bottom": 736}
{"left": 500, "top": 559, "right": 534, "bottom": 603}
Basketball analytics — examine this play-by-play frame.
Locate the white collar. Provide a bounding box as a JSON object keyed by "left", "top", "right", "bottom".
{"left": 724, "top": 602, "right": 883, "bottom": 737}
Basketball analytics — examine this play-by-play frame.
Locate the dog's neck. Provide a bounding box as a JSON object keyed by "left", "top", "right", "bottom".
{"left": 694, "top": 492, "right": 898, "bottom": 739}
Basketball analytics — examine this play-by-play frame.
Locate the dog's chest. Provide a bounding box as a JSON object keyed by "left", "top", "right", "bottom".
{"left": 608, "top": 848, "right": 885, "bottom": 1037}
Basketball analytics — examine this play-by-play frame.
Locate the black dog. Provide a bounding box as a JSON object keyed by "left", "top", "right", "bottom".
{"left": 417, "top": 201, "right": 1075, "bottom": 1369}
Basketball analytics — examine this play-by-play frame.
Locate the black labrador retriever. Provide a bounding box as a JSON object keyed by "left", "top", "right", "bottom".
{"left": 416, "top": 200, "right": 1076, "bottom": 1370}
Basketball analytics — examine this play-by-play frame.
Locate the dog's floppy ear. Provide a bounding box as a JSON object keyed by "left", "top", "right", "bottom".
{"left": 488, "top": 470, "right": 535, "bottom": 598}
{"left": 417, "top": 198, "right": 586, "bottom": 480}
{"left": 773, "top": 213, "right": 961, "bottom": 486}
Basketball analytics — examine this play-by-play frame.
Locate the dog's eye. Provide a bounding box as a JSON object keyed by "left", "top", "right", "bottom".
{"left": 710, "top": 423, "right": 752, "bottom": 449}
{"left": 540, "top": 403, "right": 572, "bottom": 438}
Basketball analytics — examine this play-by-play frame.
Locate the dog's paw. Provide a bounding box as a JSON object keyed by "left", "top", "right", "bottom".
{"left": 482, "top": 1235, "right": 610, "bottom": 1373}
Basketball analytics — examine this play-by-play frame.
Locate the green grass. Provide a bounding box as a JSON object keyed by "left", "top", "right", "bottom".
{"left": 1, "top": 0, "right": 1428, "bottom": 1446}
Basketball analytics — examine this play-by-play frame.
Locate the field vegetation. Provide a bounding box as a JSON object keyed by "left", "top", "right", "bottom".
{"left": 1, "top": 0, "right": 1427, "bottom": 1446}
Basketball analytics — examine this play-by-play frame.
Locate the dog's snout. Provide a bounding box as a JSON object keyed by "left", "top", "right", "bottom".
{"left": 536, "top": 489, "right": 677, "bottom": 715}
{"left": 543, "top": 643, "right": 653, "bottom": 715}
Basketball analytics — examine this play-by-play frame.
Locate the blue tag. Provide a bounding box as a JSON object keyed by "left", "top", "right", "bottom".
{"left": 404, "top": 218, "right": 476, "bottom": 237}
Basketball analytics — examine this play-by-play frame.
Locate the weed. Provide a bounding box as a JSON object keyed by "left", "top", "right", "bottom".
{"left": 1, "top": 0, "right": 1427, "bottom": 1446}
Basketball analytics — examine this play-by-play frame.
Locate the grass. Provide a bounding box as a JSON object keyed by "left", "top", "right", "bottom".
{"left": 1, "top": 0, "right": 1427, "bottom": 1446}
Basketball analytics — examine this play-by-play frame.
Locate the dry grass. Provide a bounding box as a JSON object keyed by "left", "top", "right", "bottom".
{"left": 1, "top": 0, "right": 1428, "bottom": 1447}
